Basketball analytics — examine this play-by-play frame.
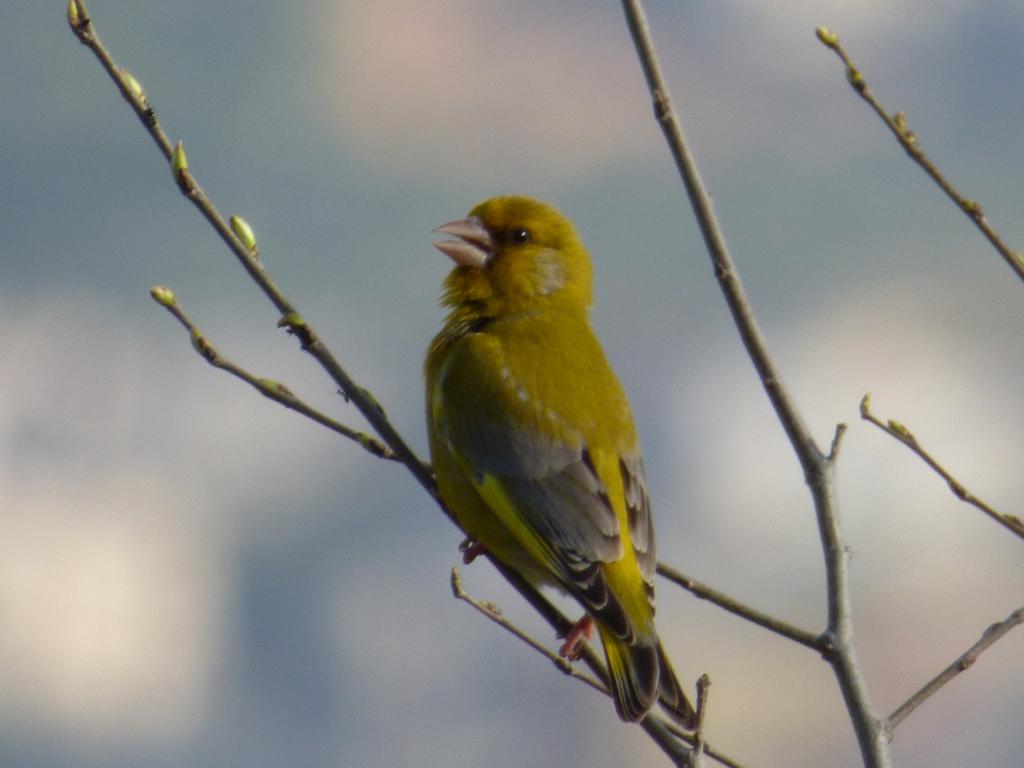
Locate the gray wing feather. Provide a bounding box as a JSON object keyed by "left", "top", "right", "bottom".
{"left": 500, "top": 458, "right": 623, "bottom": 565}
{"left": 448, "top": 406, "right": 623, "bottom": 566}
{"left": 620, "top": 453, "right": 656, "bottom": 588}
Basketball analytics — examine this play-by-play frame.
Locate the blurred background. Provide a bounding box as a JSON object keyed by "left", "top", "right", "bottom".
{"left": 2, "top": 2, "right": 1022, "bottom": 766}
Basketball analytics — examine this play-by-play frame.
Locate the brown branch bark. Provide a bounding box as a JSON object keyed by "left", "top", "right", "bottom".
{"left": 860, "top": 394, "right": 1024, "bottom": 542}
{"left": 815, "top": 27, "right": 1024, "bottom": 284}
{"left": 657, "top": 563, "right": 821, "bottom": 651}
{"left": 885, "top": 606, "right": 1024, "bottom": 737}
{"left": 620, "top": 2, "right": 889, "bottom": 765}
{"left": 149, "top": 286, "right": 396, "bottom": 460}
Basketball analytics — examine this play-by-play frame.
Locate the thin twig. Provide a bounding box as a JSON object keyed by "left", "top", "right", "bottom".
{"left": 884, "top": 606, "right": 1024, "bottom": 737}
{"left": 815, "top": 27, "right": 1024, "bottom": 284}
{"left": 860, "top": 394, "right": 1024, "bottom": 542}
{"left": 828, "top": 423, "right": 848, "bottom": 463}
{"left": 690, "top": 675, "right": 712, "bottom": 768}
{"left": 620, "top": 3, "right": 889, "bottom": 765}
{"left": 68, "top": 0, "right": 437, "bottom": 499}
{"left": 486, "top": 557, "right": 709, "bottom": 766}
{"left": 455, "top": 564, "right": 748, "bottom": 768}
{"left": 661, "top": 720, "right": 745, "bottom": 768}
{"left": 657, "top": 563, "right": 821, "bottom": 651}
{"left": 450, "top": 567, "right": 608, "bottom": 695}
{"left": 464, "top": 563, "right": 692, "bottom": 767}
{"left": 148, "top": 286, "right": 396, "bottom": 460}
{"left": 491, "top": 563, "right": 737, "bottom": 768}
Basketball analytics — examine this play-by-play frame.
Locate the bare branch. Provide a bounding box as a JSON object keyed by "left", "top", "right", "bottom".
{"left": 450, "top": 567, "right": 608, "bottom": 695}
{"left": 815, "top": 26, "right": 1024, "bottom": 284}
{"left": 885, "top": 606, "right": 1024, "bottom": 737}
{"left": 657, "top": 563, "right": 821, "bottom": 651}
{"left": 148, "top": 286, "right": 396, "bottom": 460}
{"left": 458, "top": 564, "right": 692, "bottom": 766}
{"left": 484, "top": 560, "right": 711, "bottom": 765}
{"left": 620, "top": 3, "right": 888, "bottom": 765}
{"left": 69, "top": 0, "right": 437, "bottom": 500}
{"left": 828, "top": 423, "right": 848, "bottom": 463}
{"left": 690, "top": 675, "right": 712, "bottom": 768}
{"left": 860, "top": 394, "right": 1024, "bottom": 542}
{"left": 453, "top": 566, "right": 748, "bottom": 768}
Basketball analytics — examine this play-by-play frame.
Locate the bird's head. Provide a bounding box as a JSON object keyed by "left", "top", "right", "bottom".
{"left": 434, "top": 196, "right": 593, "bottom": 318}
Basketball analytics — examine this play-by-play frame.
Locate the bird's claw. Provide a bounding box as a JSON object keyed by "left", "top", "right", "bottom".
{"left": 459, "top": 537, "right": 486, "bottom": 565}
{"left": 558, "top": 615, "right": 595, "bottom": 660}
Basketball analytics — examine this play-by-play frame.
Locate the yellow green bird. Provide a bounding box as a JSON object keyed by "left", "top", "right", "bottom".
{"left": 425, "top": 195, "right": 695, "bottom": 726}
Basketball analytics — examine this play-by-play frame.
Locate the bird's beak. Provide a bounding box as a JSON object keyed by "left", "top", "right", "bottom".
{"left": 433, "top": 216, "right": 493, "bottom": 268}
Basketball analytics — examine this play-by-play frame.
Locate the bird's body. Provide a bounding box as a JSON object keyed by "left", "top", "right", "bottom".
{"left": 425, "top": 196, "right": 694, "bottom": 726}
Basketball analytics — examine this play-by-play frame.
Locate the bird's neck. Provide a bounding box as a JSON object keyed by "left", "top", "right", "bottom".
{"left": 443, "top": 297, "right": 588, "bottom": 339}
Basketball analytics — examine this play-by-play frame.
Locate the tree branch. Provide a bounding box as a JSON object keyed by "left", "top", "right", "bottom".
{"left": 148, "top": 286, "right": 396, "bottom": 460}
{"left": 884, "top": 606, "right": 1024, "bottom": 737}
{"left": 450, "top": 567, "right": 608, "bottom": 695}
{"left": 690, "top": 675, "right": 712, "bottom": 768}
{"left": 815, "top": 26, "right": 1024, "bottom": 284}
{"left": 451, "top": 566, "right": 747, "bottom": 768}
{"left": 657, "top": 563, "right": 821, "bottom": 651}
{"left": 620, "top": 3, "right": 888, "bottom": 765}
{"left": 68, "top": 0, "right": 437, "bottom": 500}
{"left": 860, "top": 394, "right": 1024, "bottom": 542}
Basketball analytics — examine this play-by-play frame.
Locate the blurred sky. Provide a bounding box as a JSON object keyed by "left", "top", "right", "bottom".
{"left": 2, "top": 2, "right": 1023, "bottom": 767}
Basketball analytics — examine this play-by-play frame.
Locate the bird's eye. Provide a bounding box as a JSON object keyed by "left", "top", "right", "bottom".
{"left": 509, "top": 227, "right": 531, "bottom": 245}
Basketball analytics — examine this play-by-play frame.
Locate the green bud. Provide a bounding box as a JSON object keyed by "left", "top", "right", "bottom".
{"left": 230, "top": 215, "right": 258, "bottom": 254}
{"left": 190, "top": 329, "right": 217, "bottom": 363}
{"left": 961, "top": 199, "right": 982, "bottom": 217}
{"left": 171, "top": 141, "right": 189, "bottom": 182}
{"left": 258, "top": 378, "right": 293, "bottom": 398}
{"left": 67, "top": 0, "right": 92, "bottom": 35}
{"left": 859, "top": 393, "right": 872, "bottom": 415}
{"left": 170, "top": 141, "right": 195, "bottom": 195}
{"left": 189, "top": 328, "right": 205, "bottom": 355}
{"left": 887, "top": 420, "right": 910, "bottom": 438}
{"left": 358, "top": 433, "right": 391, "bottom": 458}
{"left": 815, "top": 26, "right": 838, "bottom": 48}
{"left": 149, "top": 285, "right": 176, "bottom": 307}
{"left": 846, "top": 66, "right": 865, "bottom": 92}
{"left": 119, "top": 69, "right": 147, "bottom": 104}
{"left": 278, "top": 312, "right": 306, "bottom": 330}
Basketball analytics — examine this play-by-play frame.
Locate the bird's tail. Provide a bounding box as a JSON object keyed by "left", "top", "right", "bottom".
{"left": 600, "top": 626, "right": 696, "bottom": 727}
{"left": 655, "top": 640, "right": 697, "bottom": 727}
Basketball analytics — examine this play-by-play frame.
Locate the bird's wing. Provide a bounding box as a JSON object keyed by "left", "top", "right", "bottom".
{"left": 445, "top": 404, "right": 619, "bottom": 553}
{"left": 442, "top": 404, "right": 652, "bottom": 643}
{"left": 619, "top": 451, "right": 656, "bottom": 590}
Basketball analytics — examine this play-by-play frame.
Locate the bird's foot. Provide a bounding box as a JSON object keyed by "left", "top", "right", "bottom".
{"left": 459, "top": 537, "right": 486, "bottom": 565}
{"left": 558, "top": 615, "right": 595, "bottom": 660}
